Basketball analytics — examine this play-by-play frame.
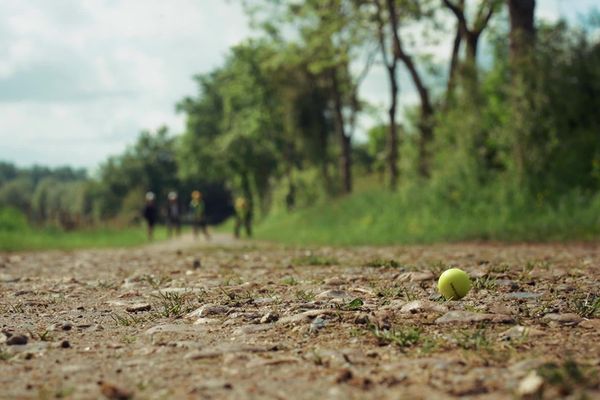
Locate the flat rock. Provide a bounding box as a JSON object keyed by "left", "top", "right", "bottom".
{"left": 193, "top": 318, "right": 220, "bottom": 325}
{"left": 315, "top": 289, "right": 352, "bottom": 300}
{"left": 260, "top": 312, "right": 279, "bottom": 324}
{"left": 579, "top": 319, "right": 600, "bottom": 329}
{"left": 185, "top": 344, "right": 277, "bottom": 360}
{"left": 125, "top": 303, "right": 151, "bottom": 313}
{"left": 400, "top": 300, "right": 448, "bottom": 314}
{"left": 324, "top": 277, "right": 345, "bottom": 286}
{"left": 144, "top": 324, "right": 203, "bottom": 336}
{"left": 185, "top": 304, "right": 229, "bottom": 319}
{"left": 0, "top": 274, "right": 19, "bottom": 283}
{"left": 499, "top": 325, "right": 545, "bottom": 341}
{"left": 506, "top": 292, "right": 542, "bottom": 300}
{"left": 541, "top": 313, "right": 582, "bottom": 325}
{"left": 436, "top": 311, "right": 514, "bottom": 324}
{"left": 278, "top": 309, "right": 335, "bottom": 325}
{"left": 517, "top": 371, "right": 544, "bottom": 397}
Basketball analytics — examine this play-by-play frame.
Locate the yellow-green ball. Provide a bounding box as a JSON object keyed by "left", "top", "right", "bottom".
{"left": 438, "top": 268, "right": 471, "bottom": 300}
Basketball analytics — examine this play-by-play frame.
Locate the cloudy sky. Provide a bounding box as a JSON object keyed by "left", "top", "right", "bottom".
{"left": 0, "top": 0, "right": 597, "bottom": 170}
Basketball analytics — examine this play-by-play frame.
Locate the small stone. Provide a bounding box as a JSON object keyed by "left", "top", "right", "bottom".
{"left": 436, "top": 311, "right": 514, "bottom": 324}
{"left": 6, "top": 334, "right": 28, "bottom": 346}
{"left": 324, "top": 277, "right": 345, "bottom": 286}
{"left": 409, "top": 271, "right": 435, "bottom": 282}
{"left": 125, "top": 303, "right": 151, "bottom": 313}
{"left": 99, "top": 381, "right": 134, "bottom": 400}
{"left": 316, "top": 289, "right": 352, "bottom": 300}
{"left": 506, "top": 292, "right": 542, "bottom": 300}
{"left": 517, "top": 371, "right": 544, "bottom": 397}
{"left": 260, "top": 312, "right": 279, "bottom": 324}
{"left": 400, "top": 300, "right": 448, "bottom": 314}
{"left": 278, "top": 309, "right": 335, "bottom": 324}
{"left": 61, "top": 322, "right": 73, "bottom": 331}
{"left": 185, "top": 304, "right": 229, "bottom": 319}
{"left": 541, "top": 313, "right": 582, "bottom": 326}
{"left": 579, "top": 319, "right": 600, "bottom": 329}
{"left": 499, "top": 325, "right": 544, "bottom": 341}
{"left": 309, "top": 316, "right": 327, "bottom": 333}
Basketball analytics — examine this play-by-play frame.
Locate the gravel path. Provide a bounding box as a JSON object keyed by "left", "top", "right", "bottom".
{"left": 1, "top": 237, "right": 599, "bottom": 399}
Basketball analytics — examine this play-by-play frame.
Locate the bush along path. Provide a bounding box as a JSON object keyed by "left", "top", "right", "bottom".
{"left": 0, "top": 238, "right": 599, "bottom": 399}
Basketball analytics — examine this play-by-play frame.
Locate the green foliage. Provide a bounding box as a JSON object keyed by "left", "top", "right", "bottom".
{"left": 0, "top": 225, "right": 169, "bottom": 251}
{"left": 254, "top": 180, "right": 600, "bottom": 245}
{"left": 0, "top": 207, "right": 28, "bottom": 231}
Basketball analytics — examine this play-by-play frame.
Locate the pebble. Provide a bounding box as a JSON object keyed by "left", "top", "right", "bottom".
{"left": 125, "top": 303, "right": 152, "bottom": 313}
{"left": 99, "top": 381, "right": 134, "bottom": 400}
{"left": 278, "top": 309, "right": 335, "bottom": 324}
{"left": 400, "top": 300, "right": 448, "bottom": 314}
{"left": 517, "top": 371, "right": 544, "bottom": 397}
{"left": 6, "top": 334, "right": 28, "bottom": 346}
{"left": 506, "top": 292, "right": 542, "bottom": 300}
{"left": 309, "top": 316, "right": 327, "bottom": 333}
{"left": 579, "top": 319, "right": 600, "bottom": 329}
{"left": 316, "top": 289, "right": 352, "bottom": 300}
{"left": 499, "top": 325, "right": 544, "bottom": 341}
{"left": 435, "top": 311, "right": 514, "bottom": 324}
{"left": 541, "top": 313, "right": 582, "bottom": 326}
{"left": 260, "top": 312, "right": 279, "bottom": 324}
{"left": 186, "top": 304, "right": 229, "bottom": 319}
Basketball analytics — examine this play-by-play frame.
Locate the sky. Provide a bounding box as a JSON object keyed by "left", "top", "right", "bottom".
{"left": 0, "top": 0, "right": 598, "bottom": 171}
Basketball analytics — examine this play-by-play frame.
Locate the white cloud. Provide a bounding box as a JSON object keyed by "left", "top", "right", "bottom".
{"left": 0, "top": 0, "right": 596, "bottom": 169}
{"left": 0, "top": 0, "right": 251, "bottom": 169}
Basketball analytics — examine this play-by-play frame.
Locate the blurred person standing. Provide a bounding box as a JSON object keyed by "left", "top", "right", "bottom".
{"left": 166, "top": 191, "right": 181, "bottom": 237}
{"left": 190, "top": 190, "right": 210, "bottom": 240}
{"left": 234, "top": 195, "right": 252, "bottom": 238}
{"left": 142, "top": 191, "right": 158, "bottom": 241}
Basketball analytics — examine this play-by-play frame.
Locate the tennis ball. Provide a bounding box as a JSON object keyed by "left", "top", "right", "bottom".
{"left": 437, "top": 268, "right": 471, "bottom": 300}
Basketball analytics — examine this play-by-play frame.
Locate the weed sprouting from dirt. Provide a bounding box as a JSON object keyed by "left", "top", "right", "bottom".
{"left": 454, "top": 328, "right": 491, "bottom": 351}
{"left": 473, "top": 276, "right": 497, "bottom": 291}
{"left": 295, "top": 289, "right": 316, "bottom": 302}
{"left": 152, "top": 291, "right": 193, "bottom": 318}
{"left": 344, "top": 298, "right": 364, "bottom": 311}
{"left": 140, "top": 274, "right": 172, "bottom": 289}
{"left": 110, "top": 313, "right": 146, "bottom": 327}
{"left": 369, "top": 325, "right": 421, "bottom": 348}
{"left": 2, "top": 302, "right": 25, "bottom": 314}
{"left": 570, "top": 293, "right": 600, "bottom": 318}
{"left": 281, "top": 276, "right": 299, "bottom": 286}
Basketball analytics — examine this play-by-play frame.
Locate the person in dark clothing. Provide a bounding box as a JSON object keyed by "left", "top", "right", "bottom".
{"left": 143, "top": 191, "right": 158, "bottom": 240}
{"left": 166, "top": 191, "right": 181, "bottom": 237}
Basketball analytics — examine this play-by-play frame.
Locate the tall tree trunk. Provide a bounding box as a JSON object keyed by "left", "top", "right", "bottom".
{"left": 445, "top": 19, "right": 462, "bottom": 106}
{"left": 387, "top": 68, "right": 399, "bottom": 190}
{"left": 330, "top": 68, "right": 352, "bottom": 194}
{"left": 388, "top": 0, "right": 434, "bottom": 178}
{"left": 508, "top": 0, "right": 536, "bottom": 67}
{"left": 376, "top": 0, "right": 400, "bottom": 190}
{"left": 508, "top": 0, "right": 536, "bottom": 184}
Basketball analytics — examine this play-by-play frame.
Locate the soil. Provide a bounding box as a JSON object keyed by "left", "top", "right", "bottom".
{"left": 1, "top": 235, "right": 599, "bottom": 399}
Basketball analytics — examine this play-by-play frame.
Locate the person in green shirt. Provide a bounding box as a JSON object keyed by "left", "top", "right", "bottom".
{"left": 190, "top": 190, "right": 210, "bottom": 240}
{"left": 234, "top": 195, "right": 252, "bottom": 238}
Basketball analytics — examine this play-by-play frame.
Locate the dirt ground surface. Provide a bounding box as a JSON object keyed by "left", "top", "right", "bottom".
{"left": 1, "top": 235, "right": 599, "bottom": 399}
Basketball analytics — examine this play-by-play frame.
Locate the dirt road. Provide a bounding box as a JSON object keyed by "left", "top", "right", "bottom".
{"left": 1, "top": 236, "right": 599, "bottom": 399}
